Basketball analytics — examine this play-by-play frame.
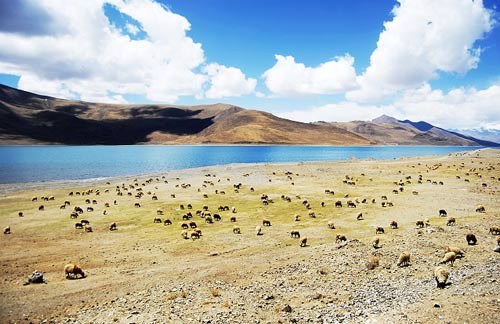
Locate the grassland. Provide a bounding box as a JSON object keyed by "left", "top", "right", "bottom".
{"left": 0, "top": 149, "right": 498, "bottom": 323}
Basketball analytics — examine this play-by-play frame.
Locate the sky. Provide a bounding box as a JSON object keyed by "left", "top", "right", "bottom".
{"left": 0, "top": 0, "right": 499, "bottom": 131}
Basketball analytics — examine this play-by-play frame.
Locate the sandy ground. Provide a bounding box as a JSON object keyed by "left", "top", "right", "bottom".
{"left": 0, "top": 148, "right": 499, "bottom": 324}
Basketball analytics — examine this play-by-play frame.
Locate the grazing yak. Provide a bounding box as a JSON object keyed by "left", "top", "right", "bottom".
{"left": 190, "top": 231, "right": 200, "bottom": 240}
{"left": 390, "top": 221, "right": 398, "bottom": 229}
{"left": 290, "top": 230, "right": 300, "bottom": 238}
{"left": 262, "top": 219, "right": 271, "bottom": 227}
{"left": 466, "top": 233, "right": 477, "bottom": 245}
{"left": 397, "top": 251, "right": 411, "bottom": 267}
{"left": 446, "top": 217, "right": 456, "bottom": 226}
{"left": 233, "top": 226, "right": 241, "bottom": 234}
{"left": 154, "top": 217, "right": 162, "bottom": 223}
{"left": 375, "top": 227, "right": 385, "bottom": 234}
{"left": 446, "top": 246, "right": 464, "bottom": 257}
{"left": 489, "top": 226, "right": 500, "bottom": 235}
{"left": 439, "top": 209, "right": 447, "bottom": 217}
{"left": 109, "top": 222, "right": 117, "bottom": 231}
{"left": 4, "top": 226, "right": 11, "bottom": 234}
{"left": 64, "top": 263, "right": 85, "bottom": 279}
{"left": 439, "top": 252, "right": 457, "bottom": 267}
{"left": 475, "top": 205, "right": 486, "bottom": 213}
{"left": 336, "top": 234, "right": 347, "bottom": 244}
{"left": 366, "top": 257, "right": 380, "bottom": 270}
{"left": 434, "top": 266, "right": 449, "bottom": 288}
{"left": 299, "top": 237, "right": 307, "bottom": 247}
{"left": 416, "top": 220, "right": 424, "bottom": 228}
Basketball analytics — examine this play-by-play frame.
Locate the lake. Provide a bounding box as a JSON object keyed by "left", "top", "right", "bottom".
{"left": 0, "top": 145, "right": 483, "bottom": 184}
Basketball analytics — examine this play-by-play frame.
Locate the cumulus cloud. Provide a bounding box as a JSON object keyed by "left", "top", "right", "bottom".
{"left": 203, "top": 63, "right": 256, "bottom": 99}
{"left": 393, "top": 83, "right": 500, "bottom": 130}
{"left": 0, "top": 0, "right": 253, "bottom": 103}
{"left": 347, "top": 0, "right": 494, "bottom": 102}
{"left": 279, "top": 83, "right": 500, "bottom": 130}
{"left": 262, "top": 54, "right": 358, "bottom": 97}
{"left": 278, "top": 101, "right": 394, "bottom": 123}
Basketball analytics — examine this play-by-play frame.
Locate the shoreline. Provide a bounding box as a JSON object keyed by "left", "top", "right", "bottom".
{"left": 0, "top": 147, "right": 492, "bottom": 195}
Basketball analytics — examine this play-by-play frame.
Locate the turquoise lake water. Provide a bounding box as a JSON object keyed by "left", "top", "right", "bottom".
{"left": 0, "top": 145, "right": 483, "bottom": 184}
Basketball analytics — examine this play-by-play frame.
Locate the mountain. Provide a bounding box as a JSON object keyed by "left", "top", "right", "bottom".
{"left": 0, "top": 84, "right": 371, "bottom": 145}
{"left": 328, "top": 116, "right": 498, "bottom": 146}
{"left": 1, "top": 84, "right": 497, "bottom": 146}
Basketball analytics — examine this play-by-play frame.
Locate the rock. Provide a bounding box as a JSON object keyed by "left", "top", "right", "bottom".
{"left": 312, "top": 293, "right": 323, "bottom": 300}
{"left": 282, "top": 304, "right": 292, "bottom": 313}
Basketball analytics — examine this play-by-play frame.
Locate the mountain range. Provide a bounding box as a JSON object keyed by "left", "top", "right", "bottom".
{"left": 0, "top": 84, "right": 498, "bottom": 146}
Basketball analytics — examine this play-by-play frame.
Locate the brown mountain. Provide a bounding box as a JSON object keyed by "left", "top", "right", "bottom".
{"left": 1, "top": 84, "right": 496, "bottom": 146}
{"left": 0, "top": 84, "right": 371, "bottom": 145}
{"left": 326, "top": 115, "right": 498, "bottom": 146}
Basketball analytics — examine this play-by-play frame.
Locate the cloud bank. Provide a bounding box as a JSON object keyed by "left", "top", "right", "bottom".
{"left": 279, "top": 83, "right": 500, "bottom": 130}
{"left": 262, "top": 54, "right": 358, "bottom": 97}
{"left": 347, "top": 0, "right": 494, "bottom": 102}
{"left": 0, "top": 0, "right": 255, "bottom": 103}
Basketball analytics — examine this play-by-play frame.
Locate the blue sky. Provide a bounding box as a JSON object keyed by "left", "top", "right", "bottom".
{"left": 0, "top": 0, "right": 499, "bottom": 131}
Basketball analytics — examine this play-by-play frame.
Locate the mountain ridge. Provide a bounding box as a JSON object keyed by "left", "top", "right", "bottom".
{"left": 0, "top": 84, "right": 497, "bottom": 146}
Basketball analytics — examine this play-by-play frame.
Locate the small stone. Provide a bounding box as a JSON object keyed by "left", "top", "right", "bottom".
{"left": 312, "top": 293, "right": 323, "bottom": 300}
{"left": 282, "top": 304, "right": 292, "bottom": 313}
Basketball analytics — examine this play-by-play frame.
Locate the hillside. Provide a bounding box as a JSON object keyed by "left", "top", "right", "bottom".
{"left": 0, "top": 84, "right": 496, "bottom": 146}
{"left": 0, "top": 84, "right": 370, "bottom": 145}
{"left": 328, "top": 115, "right": 498, "bottom": 146}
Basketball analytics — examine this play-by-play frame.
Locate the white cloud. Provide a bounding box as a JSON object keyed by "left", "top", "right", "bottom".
{"left": 393, "top": 83, "right": 500, "bottom": 130}
{"left": 347, "top": 0, "right": 494, "bottom": 103}
{"left": 0, "top": 0, "right": 253, "bottom": 103}
{"left": 262, "top": 54, "right": 358, "bottom": 97}
{"left": 279, "top": 83, "right": 500, "bottom": 130}
{"left": 125, "top": 23, "right": 140, "bottom": 35}
{"left": 278, "top": 101, "right": 393, "bottom": 123}
{"left": 203, "top": 63, "right": 256, "bottom": 99}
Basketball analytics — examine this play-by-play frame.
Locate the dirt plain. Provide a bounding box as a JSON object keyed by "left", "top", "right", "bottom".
{"left": 0, "top": 148, "right": 499, "bottom": 324}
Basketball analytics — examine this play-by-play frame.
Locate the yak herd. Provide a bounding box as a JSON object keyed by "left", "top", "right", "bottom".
{"left": 3, "top": 152, "right": 499, "bottom": 291}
